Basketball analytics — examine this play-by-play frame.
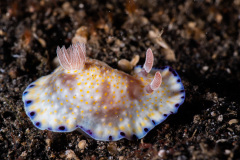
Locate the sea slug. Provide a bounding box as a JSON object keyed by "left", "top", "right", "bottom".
{"left": 22, "top": 42, "right": 185, "bottom": 141}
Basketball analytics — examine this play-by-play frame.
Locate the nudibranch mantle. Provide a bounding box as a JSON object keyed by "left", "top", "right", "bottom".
{"left": 22, "top": 43, "right": 185, "bottom": 141}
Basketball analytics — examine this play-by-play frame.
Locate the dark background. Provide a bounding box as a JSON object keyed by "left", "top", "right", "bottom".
{"left": 0, "top": 0, "right": 240, "bottom": 159}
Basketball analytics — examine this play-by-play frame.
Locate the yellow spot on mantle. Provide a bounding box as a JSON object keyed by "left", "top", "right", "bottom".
{"left": 120, "top": 126, "right": 125, "bottom": 130}
{"left": 138, "top": 126, "right": 142, "bottom": 131}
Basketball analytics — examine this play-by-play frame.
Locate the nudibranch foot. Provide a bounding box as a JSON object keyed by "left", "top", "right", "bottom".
{"left": 22, "top": 43, "right": 185, "bottom": 141}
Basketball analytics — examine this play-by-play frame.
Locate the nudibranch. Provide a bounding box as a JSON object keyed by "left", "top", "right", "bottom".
{"left": 22, "top": 43, "right": 185, "bottom": 141}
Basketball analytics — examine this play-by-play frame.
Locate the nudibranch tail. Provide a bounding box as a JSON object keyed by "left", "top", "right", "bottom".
{"left": 57, "top": 42, "right": 86, "bottom": 70}
{"left": 22, "top": 43, "right": 185, "bottom": 141}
